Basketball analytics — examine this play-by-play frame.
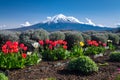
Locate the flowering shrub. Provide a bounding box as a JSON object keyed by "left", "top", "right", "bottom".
{"left": 84, "top": 40, "right": 106, "bottom": 55}
{"left": 0, "top": 41, "right": 40, "bottom": 69}
{"left": 38, "top": 39, "right": 70, "bottom": 61}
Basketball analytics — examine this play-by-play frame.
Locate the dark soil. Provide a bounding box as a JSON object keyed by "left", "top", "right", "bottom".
{"left": 2, "top": 51, "right": 120, "bottom": 80}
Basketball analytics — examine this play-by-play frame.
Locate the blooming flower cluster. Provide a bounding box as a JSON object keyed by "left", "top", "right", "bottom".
{"left": 87, "top": 40, "right": 106, "bottom": 47}
{"left": 2, "top": 41, "right": 27, "bottom": 58}
{"left": 39, "top": 39, "right": 67, "bottom": 50}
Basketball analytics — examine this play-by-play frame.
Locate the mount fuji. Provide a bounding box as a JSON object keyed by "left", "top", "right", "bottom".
{"left": 10, "top": 14, "right": 113, "bottom": 31}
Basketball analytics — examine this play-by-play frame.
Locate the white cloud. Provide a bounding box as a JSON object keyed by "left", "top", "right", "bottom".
{"left": 97, "top": 24, "right": 105, "bottom": 27}
{"left": 47, "top": 17, "right": 52, "bottom": 20}
{"left": 112, "top": 23, "right": 120, "bottom": 28}
{"left": 0, "top": 25, "right": 7, "bottom": 29}
{"left": 21, "top": 21, "right": 31, "bottom": 27}
{"left": 116, "top": 23, "right": 120, "bottom": 26}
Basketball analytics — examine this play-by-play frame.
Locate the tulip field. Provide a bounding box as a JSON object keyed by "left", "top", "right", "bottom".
{"left": 0, "top": 30, "right": 120, "bottom": 80}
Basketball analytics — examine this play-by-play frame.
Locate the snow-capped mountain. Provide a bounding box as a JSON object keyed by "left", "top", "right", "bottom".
{"left": 43, "top": 14, "right": 83, "bottom": 24}
{"left": 9, "top": 14, "right": 114, "bottom": 31}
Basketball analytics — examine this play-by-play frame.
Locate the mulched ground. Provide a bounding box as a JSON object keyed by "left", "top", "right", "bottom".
{"left": 1, "top": 51, "right": 120, "bottom": 80}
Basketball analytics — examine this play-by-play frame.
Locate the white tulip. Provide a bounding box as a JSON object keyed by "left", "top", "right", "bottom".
{"left": 27, "top": 52, "right": 32, "bottom": 55}
{"left": 32, "top": 42, "right": 39, "bottom": 48}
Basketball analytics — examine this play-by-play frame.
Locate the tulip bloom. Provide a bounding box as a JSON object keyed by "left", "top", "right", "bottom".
{"left": 21, "top": 53, "right": 27, "bottom": 58}
{"left": 63, "top": 45, "right": 67, "bottom": 49}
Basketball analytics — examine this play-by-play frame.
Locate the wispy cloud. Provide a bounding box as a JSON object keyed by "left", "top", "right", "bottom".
{"left": 0, "top": 25, "right": 7, "bottom": 29}
{"left": 21, "top": 21, "right": 31, "bottom": 27}
{"left": 112, "top": 23, "right": 120, "bottom": 28}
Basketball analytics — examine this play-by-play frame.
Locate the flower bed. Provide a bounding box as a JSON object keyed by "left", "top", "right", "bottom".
{"left": 0, "top": 39, "right": 119, "bottom": 80}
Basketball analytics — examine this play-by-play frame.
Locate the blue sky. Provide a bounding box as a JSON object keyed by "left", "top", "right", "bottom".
{"left": 0, "top": 0, "right": 120, "bottom": 29}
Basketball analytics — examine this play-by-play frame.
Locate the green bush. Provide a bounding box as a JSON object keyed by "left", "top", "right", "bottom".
{"left": 116, "top": 33, "right": 120, "bottom": 45}
{"left": 108, "top": 33, "right": 119, "bottom": 45}
{"left": 0, "top": 73, "right": 8, "bottom": 80}
{"left": 0, "top": 30, "right": 19, "bottom": 50}
{"left": 19, "top": 30, "right": 36, "bottom": 51}
{"left": 84, "top": 31, "right": 97, "bottom": 35}
{"left": 31, "top": 29, "right": 49, "bottom": 41}
{"left": 91, "top": 33, "right": 108, "bottom": 43}
{"left": 81, "top": 33, "right": 91, "bottom": 44}
{"left": 0, "top": 30, "right": 19, "bottom": 42}
{"left": 109, "top": 51, "right": 120, "bottom": 62}
{"left": 65, "top": 31, "right": 84, "bottom": 49}
{"left": 49, "top": 31, "right": 65, "bottom": 40}
{"left": 67, "top": 56, "right": 98, "bottom": 74}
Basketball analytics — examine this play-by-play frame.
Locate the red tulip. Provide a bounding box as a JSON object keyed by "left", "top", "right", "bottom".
{"left": 62, "top": 41, "right": 67, "bottom": 45}
{"left": 2, "top": 49, "right": 9, "bottom": 54}
{"left": 98, "top": 41, "right": 102, "bottom": 44}
{"left": 49, "top": 45, "right": 53, "bottom": 50}
{"left": 6, "top": 41, "right": 12, "bottom": 46}
{"left": 2, "top": 44, "right": 7, "bottom": 50}
{"left": 21, "top": 53, "right": 27, "bottom": 58}
{"left": 13, "top": 41, "right": 19, "bottom": 46}
{"left": 58, "top": 40, "right": 63, "bottom": 44}
{"left": 45, "top": 39, "right": 50, "bottom": 44}
{"left": 63, "top": 45, "right": 67, "bottom": 49}
{"left": 51, "top": 42, "right": 57, "bottom": 47}
{"left": 20, "top": 43, "right": 24, "bottom": 49}
{"left": 13, "top": 48, "right": 19, "bottom": 53}
{"left": 39, "top": 40, "right": 44, "bottom": 46}
{"left": 23, "top": 46, "right": 28, "bottom": 51}
{"left": 102, "top": 43, "right": 106, "bottom": 47}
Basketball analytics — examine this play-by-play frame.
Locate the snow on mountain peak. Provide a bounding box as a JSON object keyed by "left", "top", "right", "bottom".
{"left": 85, "top": 18, "right": 96, "bottom": 26}
{"left": 85, "top": 18, "right": 104, "bottom": 27}
{"left": 43, "top": 14, "right": 105, "bottom": 27}
{"left": 43, "top": 14, "right": 83, "bottom": 24}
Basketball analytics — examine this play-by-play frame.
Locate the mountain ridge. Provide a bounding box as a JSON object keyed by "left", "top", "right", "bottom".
{"left": 8, "top": 14, "right": 114, "bottom": 31}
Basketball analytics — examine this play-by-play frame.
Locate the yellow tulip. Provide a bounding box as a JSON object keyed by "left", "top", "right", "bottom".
{"left": 80, "top": 42, "right": 84, "bottom": 47}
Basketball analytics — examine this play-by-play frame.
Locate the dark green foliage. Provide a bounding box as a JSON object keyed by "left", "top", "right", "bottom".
{"left": 49, "top": 31, "right": 65, "bottom": 40}
{"left": 109, "top": 51, "right": 120, "bottom": 62}
{"left": 108, "top": 33, "right": 119, "bottom": 45}
{"left": 67, "top": 56, "right": 98, "bottom": 74}
{"left": 84, "top": 46, "right": 105, "bottom": 55}
{"left": 31, "top": 29, "right": 49, "bottom": 41}
{"left": 65, "top": 31, "right": 84, "bottom": 49}
{"left": 0, "top": 73, "right": 8, "bottom": 80}
{"left": 42, "top": 48, "right": 70, "bottom": 61}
